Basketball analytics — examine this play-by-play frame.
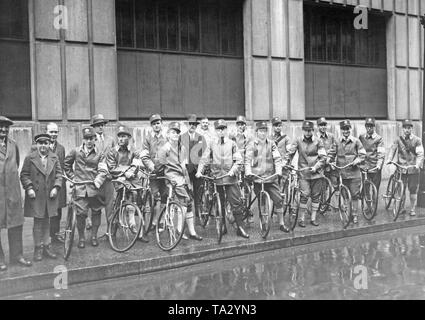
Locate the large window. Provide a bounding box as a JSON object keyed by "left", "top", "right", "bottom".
{"left": 304, "top": 5, "right": 387, "bottom": 68}
{"left": 116, "top": 0, "right": 243, "bottom": 57}
{"left": 304, "top": 4, "right": 388, "bottom": 119}
{"left": 0, "top": 0, "right": 31, "bottom": 119}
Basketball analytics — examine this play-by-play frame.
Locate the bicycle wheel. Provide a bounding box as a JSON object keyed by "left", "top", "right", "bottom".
{"left": 63, "top": 205, "right": 77, "bottom": 260}
{"left": 384, "top": 174, "right": 396, "bottom": 210}
{"left": 258, "top": 191, "right": 272, "bottom": 239}
{"left": 141, "top": 189, "right": 154, "bottom": 234}
{"left": 108, "top": 201, "right": 144, "bottom": 252}
{"left": 319, "top": 177, "right": 333, "bottom": 215}
{"left": 362, "top": 180, "right": 378, "bottom": 221}
{"left": 156, "top": 201, "right": 185, "bottom": 251}
{"left": 281, "top": 178, "right": 291, "bottom": 216}
{"left": 339, "top": 185, "right": 352, "bottom": 229}
{"left": 212, "top": 193, "right": 224, "bottom": 244}
{"left": 241, "top": 181, "right": 253, "bottom": 221}
{"left": 392, "top": 180, "right": 405, "bottom": 222}
{"left": 198, "top": 184, "right": 211, "bottom": 228}
{"left": 284, "top": 187, "right": 299, "bottom": 231}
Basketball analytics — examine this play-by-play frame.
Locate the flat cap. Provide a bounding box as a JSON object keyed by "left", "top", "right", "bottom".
{"left": 82, "top": 127, "right": 96, "bottom": 139}
{"left": 365, "top": 118, "right": 376, "bottom": 126}
{"left": 317, "top": 117, "right": 328, "bottom": 126}
{"left": 302, "top": 121, "right": 315, "bottom": 130}
{"left": 150, "top": 114, "right": 162, "bottom": 123}
{"left": 214, "top": 119, "right": 227, "bottom": 129}
{"left": 255, "top": 121, "right": 268, "bottom": 130}
{"left": 402, "top": 119, "right": 413, "bottom": 128}
{"left": 236, "top": 115, "right": 247, "bottom": 124}
{"left": 340, "top": 120, "right": 352, "bottom": 129}
{"left": 117, "top": 124, "right": 132, "bottom": 137}
{"left": 34, "top": 133, "right": 51, "bottom": 143}
{"left": 271, "top": 117, "right": 282, "bottom": 125}
{"left": 168, "top": 122, "right": 181, "bottom": 133}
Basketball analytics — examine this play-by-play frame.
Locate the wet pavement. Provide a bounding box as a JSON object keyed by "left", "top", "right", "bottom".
{"left": 2, "top": 186, "right": 425, "bottom": 297}
{"left": 7, "top": 225, "right": 425, "bottom": 300}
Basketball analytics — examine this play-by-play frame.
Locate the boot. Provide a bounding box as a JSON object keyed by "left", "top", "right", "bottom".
{"left": 33, "top": 246, "right": 43, "bottom": 262}
{"left": 43, "top": 244, "right": 58, "bottom": 259}
{"left": 236, "top": 226, "right": 249, "bottom": 239}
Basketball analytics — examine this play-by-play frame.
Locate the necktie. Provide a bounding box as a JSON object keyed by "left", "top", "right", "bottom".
{"left": 220, "top": 137, "right": 225, "bottom": 144}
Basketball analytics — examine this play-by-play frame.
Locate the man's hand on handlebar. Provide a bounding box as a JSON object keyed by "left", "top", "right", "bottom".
{"left": 195, "top": 171, "right": 202, "bottom": 179}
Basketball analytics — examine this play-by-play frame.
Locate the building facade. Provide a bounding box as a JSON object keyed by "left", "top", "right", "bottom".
{"left": 0, "top": 0, "right": 424, "bottom": 177}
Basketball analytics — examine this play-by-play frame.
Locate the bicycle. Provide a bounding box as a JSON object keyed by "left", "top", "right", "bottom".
{"left": 360, "top": 167, "right": 379, "bottom": 221}
{"left": 280, "top": 165, "right": 312, "bottom": 231}
{"left": 153, "top": 176, "right": 185, "bottom": 251}
{"left": 108, "top": 177, "right": 145, "bottom": 253}
{"left": 383, "top": 161, "right": 416, "bottom": 222}
{"left": 61, "top": 175, "right": 95, "bottom": 260}
{"left": 248, "top": 173, "right": 279, "bottom": 239}
{"left": 198, "top": 174, "right": 230, "bottom": 244}
{"left": 326, "top": 162, "right": 355, "bottom": 229}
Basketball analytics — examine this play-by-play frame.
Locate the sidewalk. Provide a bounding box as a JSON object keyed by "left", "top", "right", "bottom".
{"left": 1, "top": 196, "right": 425, "bottom": 297}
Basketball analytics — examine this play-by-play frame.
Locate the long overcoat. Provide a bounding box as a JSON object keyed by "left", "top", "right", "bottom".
{"left": 0, "top": 138, "right": 24, "bottom": 229}
{"left": 20, "top": 150, "right": 63, "bottom": 218}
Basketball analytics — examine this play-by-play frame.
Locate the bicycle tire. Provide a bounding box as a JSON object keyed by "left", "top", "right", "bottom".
{"left": 392, "top": 180, "right": 405, "bottom": 222}
{"left": 198, "top": 184, "right": 211, "bottom": 228}
{"left": 384, "top": 174, "right": 396, "bottom": 210}
{"left": 212, "top": 193, "right": 224, "bottom": 244}
{"left": 284, "top": 187, "right": 299, "bottom": 231}
{"left": 362, "top": 180, "right": 378, "bottom": 221}
{"left": 319, "top": 176, "right": 333, "bottom": 215}
{"left": 141, "top": 189, "right": 154, "bottom": 235}
{"left": 258, "top": 191, "right": 272, "bottom": 239}
{"left": 108, "top": 201, "right": 144, "bottom": 253}
{"left": 63, "top": 205, "right": 77, "bottom": 260}
{"left": 156, "top": 201, "right": 185, "bottom": 251}
{"left": 281, "top": 178, "right": 291, "bottom": 216}
{"left": 339, "top": 185, "right": 352, "bottom": 229}
{"left": 241, "top": 181, "right": 253, "bottom": 221}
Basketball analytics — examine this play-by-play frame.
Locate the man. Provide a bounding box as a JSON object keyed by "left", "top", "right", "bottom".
{"left": 140, "top": 114, "right": 168, "bottom": 230}
{"left": 157, "top": 122, "right": 202, "bottom": 241}
{"left": 245, "top": 121, "right": 289, "bottom": 233}
{"left": 46, "top": 122, "right": 67, "bottom": 244}
{"left": 270, "top": 117, "right": 291, "bottom": 162}
{"left": 106, "top": 124, "right": 148, "bottom": 242}
{"left": 89, "top": 114, "right": 115, "bottom": 228}
{"left": 196, "top": 119, "right": 249, "bottom": 239}
{"left": 333, "top": 120, "right": 366, "bottom": 224}
{"left": 286, "top": 121, "right": 327, "bottom": 227}
{"left": 197, "top": 116, "right": 215, "bottom": 147}
{"left": 64, "top": 127, "right": 108, "bottom": 248}
{"left": 180, "top": 115, "right": 207, "bottom": 220}
{"left": 20, "top": 132, "right": 62, "bottom": 261}
{"left": 359, "top": 118, "right": 385, "bottom": 192}
{"left": 0, "top": 116, "right": 32, "bottom": 271}
{"left": 387, "top": 120, "right": 424, "bottom": 216}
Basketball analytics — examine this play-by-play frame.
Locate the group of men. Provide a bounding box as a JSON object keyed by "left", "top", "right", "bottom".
{"left": 0, "top": 113, "right": 423, "bottom": 272}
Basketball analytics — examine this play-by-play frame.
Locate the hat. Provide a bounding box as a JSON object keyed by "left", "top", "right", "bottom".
{"left": 0, "top": 116, "right": 13, "bottom": 127}
{"left": 150, "top": 114, "right": 162, "bottom": 123}
{"left": 236, "top": 115, "right": 247, "bottom": 124}
{"left": 402, "top": 119, "right": 413, "bottom": 128}
{"left": 117, "top": 125, "right": 132, "bottom": 137}
{"left": 317, "top": 117, "right": 327, "bottom": 126}
{"left": 187, "top": 114, "right": 200, "bottom": 124}
{"left": 168, "top": 122, "right": 181, "bottom": 134}
{"left": 82, "top": 127, "right": 96, "bottom": 139}
{"left": 255, "top": 121, "right": 268, "bottom": 131}
{"left": 90, "top": 114, "right": 108, "bottom": 127}
{"left": 302, "top": 121, "right": 315, "bottom": 130}
{"left": 34, "top": 133, "right": 51, "bottom": 143}
{"left": 340, "top": 120, "right": 352, "bottom": 129}
{"left": 365, "top": 118, "right": 376, "bottom": 126}
{"left": 271, "top": 117, "right": 282, "bottom": 125}
{"left": 214, "top": 119, "right": 227, "bottom": 130}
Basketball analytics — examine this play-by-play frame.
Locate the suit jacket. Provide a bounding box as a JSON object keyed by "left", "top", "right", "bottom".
{"left": 20, "top": 150, "right": 63, "bottom": 218}
{"left": 180, "top": 131, "right": 207, "bottom": 174}
{"left": 51, "top": 142, "right": 67, "bottom": 208}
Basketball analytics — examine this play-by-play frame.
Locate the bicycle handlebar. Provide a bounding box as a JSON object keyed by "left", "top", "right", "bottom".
{"left": 199, "top": 174, "right": 229, "bottom": 181}
{"left": 62, "top": 175, "right": 94, "bottom": 186}
{"left": 283, "top": 165, "right": 314, "bottom": 173}
{"left": 387, "top": 161, "right": 417, "bottom": 170}
{"left": 361, "top": 167, "right": 379, "bottom": 174}
{"left": 111, "top": 179, "right": 144, "bottom": 191}
{"left": 249, "top": 173, "right": 279, "bottom": 182}
{"left": 330, "top": 162, "right": 356, "bottom": 170}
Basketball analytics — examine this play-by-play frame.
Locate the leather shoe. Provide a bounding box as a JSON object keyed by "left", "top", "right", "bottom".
{"left": 222, "top": 223, "right": 228, "bottom": 236}
{"left": 298, "top": 221, "right": 306, "bottom": 228}
{"left": 78, "top": 240, "right": 86, "bottom": 249}
{"left": 51, "top": 235, "right": 65, "bottom": 244}
{"left": 236, "top": 227, "right": 249, "bottom": 239}
{"left": 90, "top": 237, "right": 99, "bottom": 247}
{"left": 188, "top": 234, "right": 203, "bottom": 241}
{"left": 280, "top": 225, "right": 290, "bottom": 233}
{"left": 0, "top": 262, "right": 7, "bottom": 272}
{"left": 43, "top": 245, "right": 58, "bottom": 259}
{"left": 182, "top": 234, "right": 189, "bottom": 240}
{"left": 310, "top": 220, "right": 319, "bottom": 227}
{"left": 13, "top": 256, "right": 32, "bottom": 267}
{"left": 138, "top": 235, "right": 149, "bottom": 243}
{"left": 33, "top": 246, "right": 43, "bottom": 262}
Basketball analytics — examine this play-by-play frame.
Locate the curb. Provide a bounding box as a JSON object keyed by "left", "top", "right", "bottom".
{"left": 2, "top": 217, "right": 425, "bottom": 297}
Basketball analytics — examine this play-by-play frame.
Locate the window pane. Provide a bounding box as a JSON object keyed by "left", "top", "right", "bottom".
{"left": 180, "top": 0, "right": 200, "bottom": 52}
{"left": 116, "top": 0, "right": 134, "bottom": 47}
{"left": 201, "top": 0, "right": 219, "bottom": 54}
{"left": 0, "top": 0, "right": 28, "bottom": 39}
{"left": 135, "top": 0, "right": 157, "bottom": 49}
{"left": 158, "top": 2, "right": 178, "bottom": 50}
